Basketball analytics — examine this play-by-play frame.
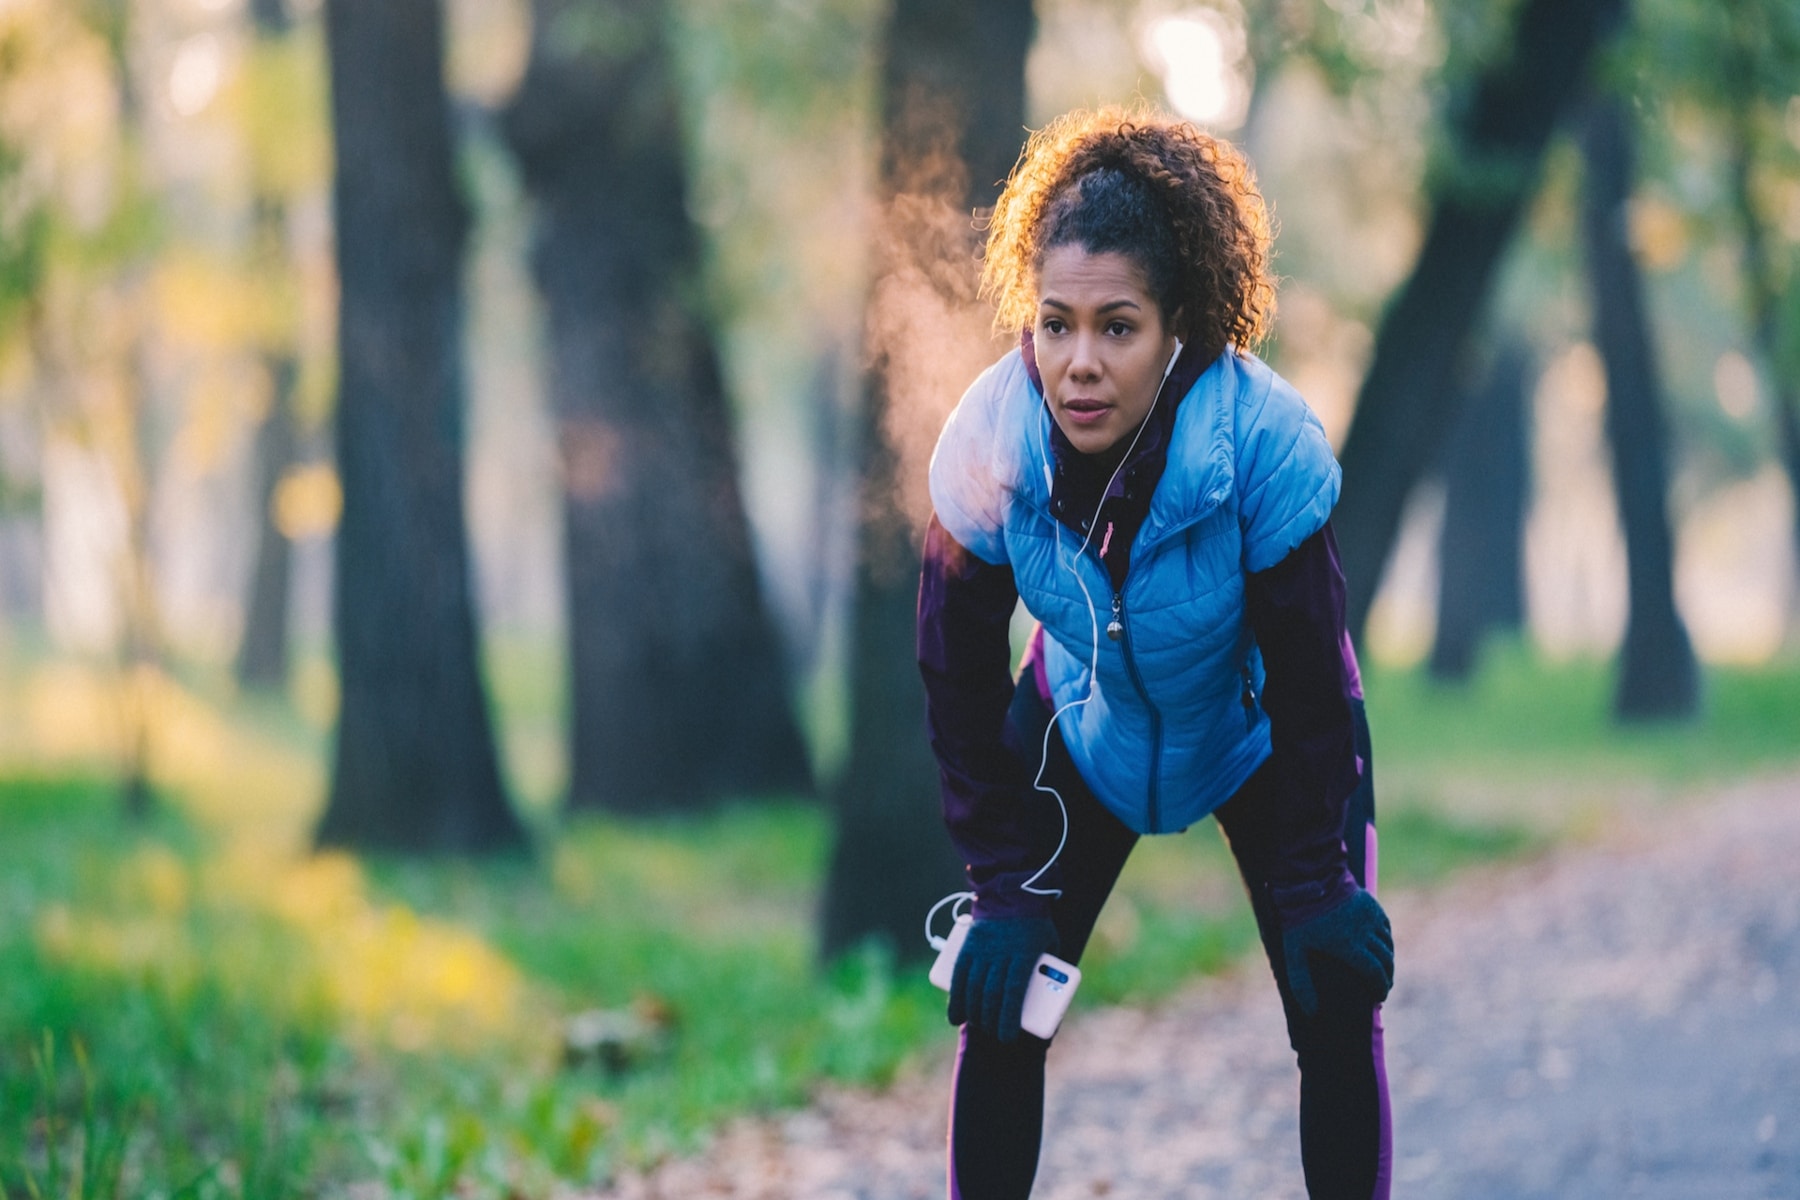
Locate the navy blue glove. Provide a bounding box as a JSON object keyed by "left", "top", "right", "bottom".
{"left": 1280, "top": 888, "right": 1393, "bottom": 1017}
{"left": 946, "top": 916, "right": 1060, "bottom": 1043}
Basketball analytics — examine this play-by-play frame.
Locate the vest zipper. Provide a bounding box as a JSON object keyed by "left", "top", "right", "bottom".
{"left": 1240, "top": 661, "right": 1257, "bottom": 731}
{"left": 1038, "top": 469, "right": 1216, "bottom": 838}
{"left": 1109, "top": 583, "right": 1164, "bottom": 834}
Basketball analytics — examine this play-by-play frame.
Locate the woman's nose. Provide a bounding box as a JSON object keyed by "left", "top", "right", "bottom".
{"left": 1068, "top": 332, "right": 1101, "bottom": 379}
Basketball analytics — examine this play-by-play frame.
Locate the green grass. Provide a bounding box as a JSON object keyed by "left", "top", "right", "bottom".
{"left": 1366, "top": 642, "right": 1800, "bottom": 782}
{"left": 1361, "top": 642, "right": 1800, "bottom": 835}
{"left": 0, "top": 778, "right": 940, "bottom": 1198}
{"left": 3, "top": 646, "right": 1796, "bottom": 1197}
{"left": 0, "top": 777, "right": 344, "bottom": 1198}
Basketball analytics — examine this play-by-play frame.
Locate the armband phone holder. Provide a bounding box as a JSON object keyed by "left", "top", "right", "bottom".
{"left": 928, "top": 912, "right": 1081, "bottom": 1039}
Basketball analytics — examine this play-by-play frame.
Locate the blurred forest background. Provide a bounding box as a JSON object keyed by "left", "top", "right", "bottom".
{"left": 1, "top": 0, "right": 1797, "bottom": 1195}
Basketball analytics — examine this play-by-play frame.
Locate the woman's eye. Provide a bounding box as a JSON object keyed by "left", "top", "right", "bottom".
{"left": 1042, "top": 318, "right": 1066, "bottom": 335}
{"left": 1106, "top": 321, "right": 1132, "bottom": 337}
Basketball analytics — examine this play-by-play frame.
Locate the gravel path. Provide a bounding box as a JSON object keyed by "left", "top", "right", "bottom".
{"left": 597, "top": 773, "right": 1800, "bottom": 1199}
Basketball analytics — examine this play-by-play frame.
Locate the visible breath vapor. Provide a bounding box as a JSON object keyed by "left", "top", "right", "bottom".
{"left": 861, "top": 179, "right": 1011, "bottom": 552}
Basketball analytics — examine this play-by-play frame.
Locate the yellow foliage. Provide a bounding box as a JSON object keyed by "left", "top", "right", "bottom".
{"left": 273, "top": 461, "right": 341, "bottom": 539}
{"left": 225, "top": 28, "right": 331, "bottom": 199}
{"left": 263, "top": 850, "right": 365, "bottom": 926}
{"left": 220, "top": 846, "right": 534, "bottom": 1052}
{"left": 7, "top": 648, "right": 548, "bottom": 1065}
{"left": 0, "top": 1, "right": 121, "bottom": 220}
{"left": 4, "top": 658, "right": 316, "bottom": 840}
{"left": 289, "top": 652, "right": 341, "bottom": 729}
{"left": 1628, "top": 195, "right": 1689, "bottom": 271}
{"left": 21, "top": 661, "right": 121, "bottom": 764}
{"left": 129, "top": 843, "right": 192, "bottom": 916}
{"left": 35, "top": 841, "right": 535, "bottom": 1053}
{"left": 153, "top": 250, "right": 294, "bottom": 354}
{"left": 2, "top": 640, "right": 554, "bottom": 1054}
{"left": 33, "top": 905, "right": 200, "bottom": 987}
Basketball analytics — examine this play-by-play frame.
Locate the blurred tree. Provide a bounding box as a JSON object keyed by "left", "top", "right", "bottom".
{"left": 60, "top": 0, "right": 164, "bottom": 819}
{"left": 501, "top": 0, "right": 812, "bottom": 815}
{"left": 1711, "top": 0, "right": 1800, "bottom": 599}
{"left": 1429, "top": 338, "right": 1531, "bottom": 682}
{"left": 1580, "top": 94, "right": 1699, "bottom": 720}
{"left": 233, "top": 0, "right": 306, "bottom": 691}
{"left": 818, "top": 0, "right": 1034, "bottom": 962}
{"left": 233, "top": 357, "right": 297, "bottom": 689}
{"left": 314, "top": 0, "right": 524, "bottom": 852}
{"left": 1333, "top": 0, "right": 1624, "bottom": 643}
{"left": 0, "top": 118, "right": 46, "bottom": 341}
{"left": 1626, "top": 0, "right": 1800, "bottom": 622}
{"left": 0, "top": 23, "right": 51, "bottom": 521}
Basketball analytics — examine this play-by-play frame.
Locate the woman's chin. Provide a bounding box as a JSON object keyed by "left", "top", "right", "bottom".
{"left": 1050, "top": 412, "right": 1108, "bottom": 452}
{"left": 1064, "top": 426, "right": 1126, "bottom": 459}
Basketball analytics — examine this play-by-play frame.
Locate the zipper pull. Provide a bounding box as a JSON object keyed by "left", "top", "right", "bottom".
{"left": 1107, "top": 592, "right": 1124, "bottom": 641}
{"left": 1241, "top": 665, "right": 1256, "bottom": 728}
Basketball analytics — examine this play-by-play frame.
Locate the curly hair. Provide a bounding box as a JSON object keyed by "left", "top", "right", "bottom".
{"left": 980, "top": 106, "right": 1276, "bottom": 363}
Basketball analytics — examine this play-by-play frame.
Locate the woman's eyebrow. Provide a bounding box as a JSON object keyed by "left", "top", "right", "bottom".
{"left": 1038, "top": 297, "right": 1142, "bottom": 313}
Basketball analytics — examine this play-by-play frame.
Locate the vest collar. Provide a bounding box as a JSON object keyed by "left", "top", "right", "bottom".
{"left": 1006, "top": 337, "right": 1240, "bottom": 550}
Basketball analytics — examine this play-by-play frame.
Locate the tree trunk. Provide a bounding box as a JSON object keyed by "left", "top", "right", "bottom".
{"left": 87, "top": 0, "right": 161, "bottom": 820}
{"left": 119, "top": 345, "right": 157, "bottom": 821}
{"left": 1333, "top": 0, "right": 1622, "bottom": 642}
{"left": 502, "top": 0, "right": 811, "bottom": 815}
{"left": 1579, "top": 97, "right": 1699, "bottom": 721}
{"left": 249, "top": 0, "right": 288, "bottom": 29}
{"left": 1719, "top": 11, "right": 1800, "bottom": 608}
{"left": 818, "top": 0, "right": 1036, "bottom": 963}
{"left": 235, "top": 351, "right": 296, "bottom": 689}
{"left": 314, "top": 0, "right": 525, "bottom": 852}
{"left": 234, "top": 0, "right": 299, "bottom": 691}
{"left": 1429, "top": 339, "right": 1530, "bottom": 681}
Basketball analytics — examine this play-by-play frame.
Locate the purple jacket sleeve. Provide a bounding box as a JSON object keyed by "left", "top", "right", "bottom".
{"left": 917, "top": 514, "right": 1056, "bottom": 920}
{"left": 1244, "top": 522, "right": 1366, "bottom": 926}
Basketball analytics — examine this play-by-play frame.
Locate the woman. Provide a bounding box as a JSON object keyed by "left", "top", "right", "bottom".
{"left": 918, "top": 106, "right": 1394, "bottom": 1199}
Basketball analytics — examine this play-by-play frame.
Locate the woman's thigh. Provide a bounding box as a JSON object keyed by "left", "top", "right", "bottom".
{"left": 1000, "top": 679, "right": 1139, "bottom": 967}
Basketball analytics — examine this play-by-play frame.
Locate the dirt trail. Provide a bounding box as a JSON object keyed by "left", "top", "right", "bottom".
{"left": 597, "top": 774, "right": 1800, "bottom": 1199}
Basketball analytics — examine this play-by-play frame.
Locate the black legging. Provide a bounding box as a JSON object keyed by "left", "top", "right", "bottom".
{"left": 948, "top": 682, "right": 1391, "bottom": 1200}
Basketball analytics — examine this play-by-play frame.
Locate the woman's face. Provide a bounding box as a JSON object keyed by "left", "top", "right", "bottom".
{"left": 1033, "top": 244, "right": 1178, "bottom": 461}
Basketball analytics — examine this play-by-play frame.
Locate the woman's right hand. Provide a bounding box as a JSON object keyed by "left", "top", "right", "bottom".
{"left": 947, "top": 916, "right": 1061, "bottom": 1042}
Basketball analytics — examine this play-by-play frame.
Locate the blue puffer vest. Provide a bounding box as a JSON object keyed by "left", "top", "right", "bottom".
{"left": 928, "top": 346, "right": 1341, "bottom": 834}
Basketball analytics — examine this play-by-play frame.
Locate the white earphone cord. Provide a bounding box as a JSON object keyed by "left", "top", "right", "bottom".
{"left": 927, "top": 338, "right": 1183, "bottom": 947}
{"left": 1019, "top": 337, "right": 1182, "bottom": 898}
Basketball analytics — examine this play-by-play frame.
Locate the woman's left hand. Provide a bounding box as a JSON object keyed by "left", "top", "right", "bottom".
{"left": 1279, "top": 889, "right": 1394, "bottom": 1017}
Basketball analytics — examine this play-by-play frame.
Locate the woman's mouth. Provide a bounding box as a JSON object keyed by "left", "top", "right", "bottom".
{"left": 1063, "top": 399, "right": 1111, "bottom": 426}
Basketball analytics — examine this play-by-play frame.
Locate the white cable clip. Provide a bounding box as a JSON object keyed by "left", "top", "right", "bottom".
{"left": 925, "top": 890, "right": 975, "bottom": 951}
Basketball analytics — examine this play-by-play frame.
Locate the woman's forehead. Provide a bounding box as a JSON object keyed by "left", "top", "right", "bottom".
{"left": 1035, "top": 245, "right": 1154, "bottom": 303}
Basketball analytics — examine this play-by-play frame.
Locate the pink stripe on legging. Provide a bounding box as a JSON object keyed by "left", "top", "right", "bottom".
{"left": 1366, "top": 821, "right": 1380, "bottom": 896}
{"left": 947, "top": 1026, "right": 966, "bottom": 1200}
{"left": 1367, "top": 822, "right": 1392, "bottom": 1199}
{"left": 1020, "top": 623, "right": 1052, "bottom": 704}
